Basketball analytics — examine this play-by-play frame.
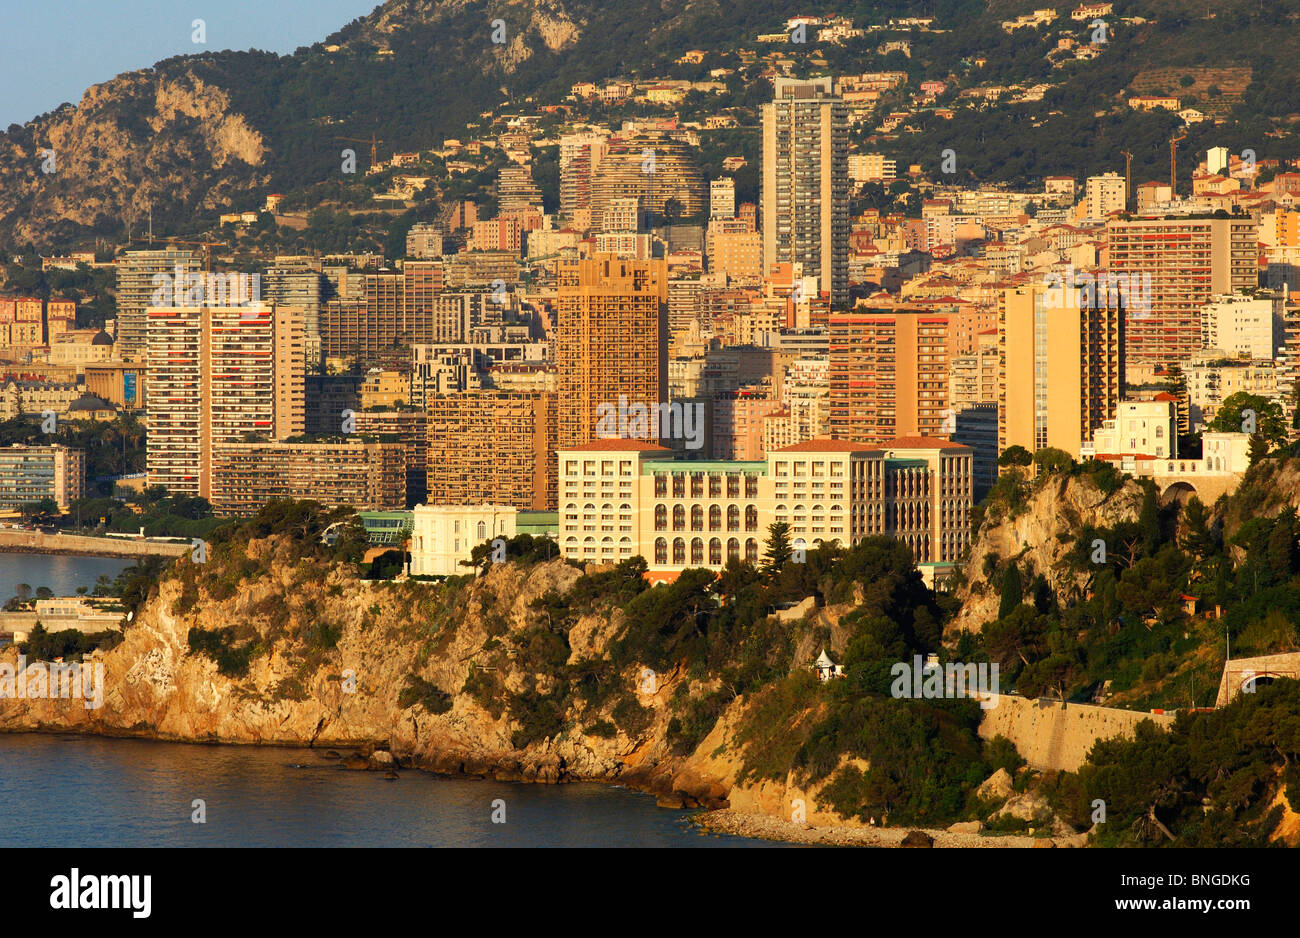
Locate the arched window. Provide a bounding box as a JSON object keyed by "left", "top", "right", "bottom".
{"left": 655, "top": 504, "right": 667, "bottom": 529}
{"left": 673, "top": 505, "right": 686, "bottom": 530}
{"left": 477, "top": 521, "right": 487, "bottom": 540}
{"left": 727, "top": 537, "right": 741, "bottom": 561}
{"left": 727, "top": 505, "right": 740, "bottom": 531}
{"left": 655, "top": 537, "right": 668, "bottom": 564}
{"left": 744, "top": 538, "right": 759, "bottom": 563}
{"left": 672, "top": 538, "right": 686, "bottom": 564}
{"left": 745, "top": 506, "right": 759, "bottom": 531}
{"left": 709, "top": 505, "right": 722, "bottom": 530}
{"left": 709, "top": 537, "right": 722, "bottom": 565}
{"left": 691, "top": 505, "right": 704, "bottom": 531}
{"left": 690, "top": 537, "right": 704, "bottom": 564}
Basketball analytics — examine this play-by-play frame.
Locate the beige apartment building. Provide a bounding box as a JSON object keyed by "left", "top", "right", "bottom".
{"left": 1106, "top": 214, "right": 1256, "bottom": 367}
{"left": 999, "top": 282, "right": 1123, "bottom": 458}
{"left": 558, "top": 436, "right": 972, "bottom": 575}
{"left": 762, "top": 77, "right": 850, "bottom": 305}
{"left": 0, "top": 444, "right": 85, "bottom": 511}
{"left": 828, "top": 308, "right": 957, "bottom": 444}
{"left": 426, "top": 389, "right": 557, "bottom": 510}
{"left": 207, "top": 438, "right": 406, "bottom": 515}
{"left": 146, "top": 303, "right": 305, "bottom": 498}
{"left": 556, "top": 255, "right": 667, "bottom": 452}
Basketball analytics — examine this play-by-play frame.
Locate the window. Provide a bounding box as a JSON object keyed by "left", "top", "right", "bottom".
{"left": 477, "top": 521, "right": 486, "bottom": 540}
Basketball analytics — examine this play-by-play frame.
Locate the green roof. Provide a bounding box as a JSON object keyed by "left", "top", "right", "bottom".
{"left": 641, "top": 460, "right": 767, "bottom": 475}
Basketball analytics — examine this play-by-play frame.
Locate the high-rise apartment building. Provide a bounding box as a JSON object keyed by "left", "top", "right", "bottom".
{"left": 590, "top": 133, "right": 706, "bottom": 224}
{"left": 556, "top": 256, "right": 668, "bottom": 451}
{"left": 999, "top": 282, "right": 1124, "bottom": 458}
{"left": 208, "top": 438, "right": 406, "bottom": 515}
{"left": 827, "top": 308, "right": 956, "bottom": 444}
{"left": 426, "top": 390, "right": 557, "bottom": 510}
{"left": 1106, "top": 214, "right": 1256, "bottom": 366}
{"left": 0, "top": 444, "right": 85, "bottom": 510}
{"left": 762, "top": 76, "right": 850, "bottom": 305}
{"left": 264, "top": 266, "right": 323, "bottom": 369}
{"left": 146, "top": 303, "right": 305, "bottom": 498}
{"left": 559, "top": 131, "right": 610, "bottom": 220}
{"left": 115, "top": 249, "right": 199, "bottom": 363}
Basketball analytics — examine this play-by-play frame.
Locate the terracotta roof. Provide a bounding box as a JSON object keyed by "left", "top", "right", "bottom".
{"left": 564, "top": 438, "right": 671, "bottom": 452}
{"left": 884, "top": 436, "right": 971, "bottom": 451}
{"left": 773, "top": 438, "right": 879, "bottom": 454}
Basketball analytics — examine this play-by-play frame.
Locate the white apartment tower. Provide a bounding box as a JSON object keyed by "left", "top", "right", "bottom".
{"left": 762, "top": 77, "right": 850, "bottom": 305}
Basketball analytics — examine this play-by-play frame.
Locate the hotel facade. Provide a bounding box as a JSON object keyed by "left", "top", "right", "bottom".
{"left": 557, "top": 437, "right": 973, "bottom": 576}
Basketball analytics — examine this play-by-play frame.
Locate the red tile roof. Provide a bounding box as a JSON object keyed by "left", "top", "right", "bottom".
{"left": 773, "top": 438, "right": 879, "bottom": 454}
{"left": 565, "top": 439, "right": 671, "bottom": 452}
{"left": 885, "top": 436, "right": 971, "bottom": 451}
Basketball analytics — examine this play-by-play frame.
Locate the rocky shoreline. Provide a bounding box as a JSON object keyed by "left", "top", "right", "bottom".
{"left": 694, "top": 809, "right": 1089, "bottom": 848}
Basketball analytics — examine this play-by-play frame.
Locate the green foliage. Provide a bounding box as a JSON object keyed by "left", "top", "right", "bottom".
{"left": 1075, "top": 680, "right": 1300, "bottom": 846}
{"left": 998, "top": 445, "right": 1033, "bottom": 467}
{"left": 18, "top": 624, "right": 122, "bottom": 662}
{"left": 398, "top": 674, "right": 453, "bottom": 714}
{"left": 611, "top": 696, "right": 654, "bottom": 736}
{"left": 186, "top": 626, "right": 256, "bottom": 678}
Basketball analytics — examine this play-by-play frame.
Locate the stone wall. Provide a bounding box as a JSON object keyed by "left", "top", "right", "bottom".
{"left": 978, "top": 694, "right": 1175, "bottom": 772}
{"left": 0, "top": 530, "right": 190, "bottom": 559}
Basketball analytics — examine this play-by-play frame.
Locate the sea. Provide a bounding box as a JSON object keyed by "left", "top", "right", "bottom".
{"left": 0, "top": 552, "right": 771, "bottom": 848}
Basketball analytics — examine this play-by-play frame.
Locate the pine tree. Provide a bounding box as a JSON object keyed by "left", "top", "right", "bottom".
{"left": 998, "top": 562, "right": 1024, "bottom": 618}
{"left": 763, "top": 521, "right": 792, "bottom": 573}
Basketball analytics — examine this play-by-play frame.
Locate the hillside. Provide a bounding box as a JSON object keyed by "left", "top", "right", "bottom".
{"left": 2, "top": 0, "right": 1299, "bottom": 250}
{"left": 5, "top": 482, "right": 1300, "bottom": 846}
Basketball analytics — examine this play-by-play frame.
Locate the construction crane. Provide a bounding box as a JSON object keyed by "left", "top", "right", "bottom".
{"left": 131, "top": 235, "right": 225, "bottom": 271}
{"left": 336, "top": 134, "right": 384, "bottom": 172}
{"left": 1169, "top": 132, "right": 1186, "bottom": 195}
{"left": 1121, "top": 149, "right": 1132, "bottom": 211}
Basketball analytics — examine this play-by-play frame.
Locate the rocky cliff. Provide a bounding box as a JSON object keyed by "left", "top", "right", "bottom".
{"left": 0, "top": 537, "right": 744, "bottom": 806}
{"left": 947, "top": 474, "right": 1146, "bottom": 634}
{"left": 0, "top": 71, "right": 268, "bottom": 248}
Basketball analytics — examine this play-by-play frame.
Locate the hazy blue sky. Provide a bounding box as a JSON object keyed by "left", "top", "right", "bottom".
{"left": 0, "top": 0, "right": 382, "bottom": 128}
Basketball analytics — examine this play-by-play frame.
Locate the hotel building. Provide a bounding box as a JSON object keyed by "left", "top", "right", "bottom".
{"left": 557, "top": 436, "right": 972, "bottom": 575}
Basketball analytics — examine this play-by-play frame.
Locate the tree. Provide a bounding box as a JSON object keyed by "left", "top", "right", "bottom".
{"left": 763, "top": 521, "right": 793, "bottom": 573}
{"left": 1209, "top": 393, "right": 1285, "bottom": 449}
{"left": 1248, "top": 432, "right": 1270, "bottom": 466}
{"left": 1033, "top": 447, "right": 1075, "bottom": 475}
{"left": 1179, "top": 497, "right": 1216, "bottom": 559}
{"left": 998, "top": 445, "right": 1033, "bottom": 467}
{"left": 998, "top": 562, "right": 1024, "bottom": 618}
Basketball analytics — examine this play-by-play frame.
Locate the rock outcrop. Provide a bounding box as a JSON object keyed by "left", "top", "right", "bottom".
{"left": 948, "top": 474, "right": 1146, "bottom": 634}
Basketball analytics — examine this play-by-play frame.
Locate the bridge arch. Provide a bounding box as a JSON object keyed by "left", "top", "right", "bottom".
{"left": 1160, "top": 481, "right": 1197, "bottom": 506}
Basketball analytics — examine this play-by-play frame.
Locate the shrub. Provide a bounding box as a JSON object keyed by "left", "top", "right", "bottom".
{"left": 398, "top": 674, "right": 453, "bottom": 714}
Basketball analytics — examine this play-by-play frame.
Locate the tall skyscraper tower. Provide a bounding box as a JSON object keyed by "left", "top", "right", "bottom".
{"left": 762, "top": 77, "right": 850, "bottom": 306}
{"left": 116, "top": 249, "right": 199, "bottom": 363}
{"left": 556, "top": 255, "right": 667, "bottom": 451}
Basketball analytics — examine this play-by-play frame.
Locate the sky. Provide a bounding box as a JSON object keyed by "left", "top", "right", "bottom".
{"left": 0, "top": 0, "right": 383, "bottom": 128}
